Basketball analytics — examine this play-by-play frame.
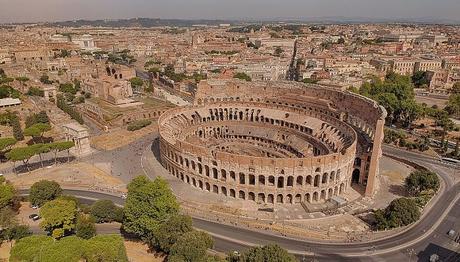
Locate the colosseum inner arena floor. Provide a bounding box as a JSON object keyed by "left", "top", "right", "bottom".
{"left": 157, "top": 80, "right": 387, "bottom": 216}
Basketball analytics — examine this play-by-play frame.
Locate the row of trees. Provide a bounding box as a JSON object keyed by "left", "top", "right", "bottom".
{"left": 6, "top": 140, "right": 74, "bottom": 171}
{"left": 56, "top": 94, "right": 84, "bottom": 124}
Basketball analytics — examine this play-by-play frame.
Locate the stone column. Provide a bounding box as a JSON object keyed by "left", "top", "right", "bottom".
{"left": 365, "top": 118, "right": 384, "bottom": 197}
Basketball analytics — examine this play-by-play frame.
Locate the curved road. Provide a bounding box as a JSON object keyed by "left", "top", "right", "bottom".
{"left": 19, "top": 137, "right": 459, "bottom": 261}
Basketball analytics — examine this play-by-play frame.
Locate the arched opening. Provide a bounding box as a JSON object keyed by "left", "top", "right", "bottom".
{"left": 305, "top": 193, "right": 311, "bottom": 203}
{"left": 313, "top": 192, "right": 319, "bottom": 202}
{"left": 296, "top": 176, "right": 303, "bottom": 186}
{"left": 286, "top": 194, "right": 293, "bottom": 204}
{"left": 238, "top": 190, "right": 245, "bottom": 199}
{"left": 352, "top": 169, "right": 360, "bottom": 184}
{"left": 212, "top": 185, "right": 219, "bottom": 193}
{"left": 267, "top": 194, "right": 274, "bottom": 204}
{"left": 314, "top": 175, "right": 320, "bottom": 187}
{"left": 230, "top": 189, "right": 236, "bottom": 198}
{"left": 205, "top": 183, "right": 210, "bottom": 191}
{"left": 287, "top": 176, "right": 294, "bottom": 187}
{"left": 277, "top": 177, "right": 284, "bottom": 188}
{"left": 295, "top": 194, "right": 301, "bottom": 203}
{"left": 221, "top": 187, "right": 227, "bottom": 196}
{"left": 248, "top": 192, "right": 255, "bottom": 201}
{"left": 258, "top": 175, "right": 266, "bottom": 185}
{"left": 258, "top": 193, "right": 265, "bottom": 203}
{"left": 276, "top": 194, "right": 283, "bottom": 203}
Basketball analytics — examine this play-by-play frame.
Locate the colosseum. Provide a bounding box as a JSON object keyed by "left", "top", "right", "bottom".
{"left": 158, "top": 80, "right": 386, "bottom": 206}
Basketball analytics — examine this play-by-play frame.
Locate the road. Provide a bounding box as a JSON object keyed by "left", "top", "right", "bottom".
{"left": 18, "top": 135, "right": 459, "bottom": 261}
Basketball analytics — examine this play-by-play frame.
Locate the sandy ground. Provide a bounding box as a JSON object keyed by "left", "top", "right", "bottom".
{"left": 5, "top": 162, "right": 126, "bottom": 193}
{"left": 124, "top": 240, "right": 165, "bottom": 262}
{"left": 91, "top": 123, "right": 158, "bottom": 151}
{"left": 0, "top": 242, "right": 11, "bottom": 261}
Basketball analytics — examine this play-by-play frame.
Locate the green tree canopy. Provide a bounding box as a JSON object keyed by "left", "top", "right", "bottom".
{"left": 154, "top": 214, "right": 193, "bottom": 253}
{"left": 39, "top": 199, "right": 77, "bottom": 236}
{"left": 0, "top": 181, "right": 16, "bottom": 209}
{"left": 375, "top": 197, "right": 420, "bottom": 230}
{"left": 23, "top": 123, "right": 51, "bottom": 142}
{"left": 129, "top": 77, "right": 144, "bottom": 88}
{"left": 6, "top": 146, "right": 36, "bottom": 166}
{"left": 30, "top": 180, "right": 62, "bottom": 207}
{"left": 233, "top": 72, "right": 252, "bottom": 82}
{"left": 405, "top": 170, "right": 440, "bottom": 196}
{"left": 168, "top": 231, "right": 214, "bottom": 262}
{"left": 75, "top": 214, "right": 96, "bottom": 240}
{"left": 90, "top": 199, "right": 123, "bottom": 223}
{"left": 238, "top": 244, "right": 297, "bottom": 262}
{"left": 0, "top": 137, "right": 17, "bottom": 152}
{"left": 123, "top": 176, "right": 180, "bottom": 241}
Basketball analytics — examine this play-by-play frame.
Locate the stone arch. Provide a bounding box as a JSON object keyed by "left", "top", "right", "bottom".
{"left": 321, "top": 190, "right": 326, "bottom": 200}
{"left": 268, "top": 176, "right": 275, "bottom": 186}
{"left": 313, "top": 192, "right": 319, "bottom": 202}
{"left": 276, "top": 194, "right": 283, "bottom": 203}
{"left": 248, "top": 192, "right": 256, "bottom": 201}
{"left": 258, "top": 193, "right": 265, "bottom": 203}
{"left": 314, "top": 175, "right": 320, "bottom": 187}
{"left": 340, "top": 183, "right": 345, "bottom": 194}
{"left": 286, "top": 194, "right": 293, "bottom": 204}
{"left": 322, "top": 173, "right": 328, "bottom": 184}
{"left": 352, "top": 169, "right": 360, "bottom": 184}
{"left": 258, "top": 175, "right": 266, "bottom": 185}
{"left": 295, "top": 194, "right": 302, "bottom": 203}
{"left": 267, "top": 194, "right": 274, "bottom": 204}
{"left": 199, "top": 180, "right": 203, "bottom": 189}
{"left": 305, "top": 193, "right": 311, "bottom": 203}
{"left": 221, "top": 186, "right": 227, "bottom": 196}
{"left": 287, "top": 176, "right": 294, "bottom": 187}
{"left": 296, "top": 176, "right": 303, "bottom": 186}
{"left": 306, "top": 175, "right": 312, "bottom": 186}
{"left": 238, "top": 190, "right": 246, "bottom": 199}
{"left": 205, "top": 182, "right": 210, "bottom": 191}
{"left": 328, "top": 188, "right": 333, "bottom": 198}
{"left": 212, "top": 185, "right": 219, "bottom": 193}
{"left": 230, "top": 189, "right": 236, "bottom": 197}
{"left": 277, "top": 177, "right": 284, "bottom": 188}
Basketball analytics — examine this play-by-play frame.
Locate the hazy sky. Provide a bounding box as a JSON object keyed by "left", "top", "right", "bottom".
{"left": 0, "top": 0, "right": 459, "bottom": 23}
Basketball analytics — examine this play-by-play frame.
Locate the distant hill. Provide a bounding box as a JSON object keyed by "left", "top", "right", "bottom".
{"left": 46, "top": 18, "right": 239, "bottom": 28}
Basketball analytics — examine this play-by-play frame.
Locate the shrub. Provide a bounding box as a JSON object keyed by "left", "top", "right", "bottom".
{"left": 127, "top": 119, "right": 152, "bottom": 131}
{"left": 76, "top": 214, "right": 96, "bottom": 239}
{"left": 90, "top": 199, "right": 123, "bottom": 223}
{"left": 375, "top": 197, "right": 420, "bottom": 230}
{"left": 29, "top": 180, "right": 62, "bottom": 207}
{"left": 405, "top": 170, "right": 440, "bottom": 196}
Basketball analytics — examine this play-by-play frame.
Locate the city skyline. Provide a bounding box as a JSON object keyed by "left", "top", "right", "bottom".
{"left": 0, "top": 0, "right": 459, "bottom": 23}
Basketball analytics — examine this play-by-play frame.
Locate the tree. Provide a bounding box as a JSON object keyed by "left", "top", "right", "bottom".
{"left": 23, "top": 123, "right": 51, "bottom": 143}
{"left": 39, "top": 74, "right": 53, "bottom": 84}
{"left": 90, "top": 199, "right": 123, "bottom": 223}
{"left": 0, "top": 137, "right": 17, "bottom": 155}
{"left": 411, "top": 71, "right": 430, "bottom": 88}
{"left": 48, "top": 141, "right": 74, "bottom": 164}
{"left": 0, "top": 182, "right": 15, "bottom": 209}
{"left": 30, "top": 180, "right": 62, "bottom": 207}
{"left": 6, "top": 146, "right": 36, "bottom": 171}
{"left": 40, "top": 199, "right": 77, "bottom": 236}
{"left": 405, "top": 170, "right": 440, "bottom": 196}
{"left": 238, "top": 244, "right": 296, "bottom": 262}
{"left": 1, "top": 225, "right": 32, "bottom": 242}
{"left": 233, "top": 72, "right": 252, "bottom": 82}
{"left": 15, "top": 76, "right": 29, "bottom": 86}
{"left": 123, "top": 176, "right": 179, "bottom": 241}
{"left": 8, "top": 114, "right": 24, "bottom": 141}
{"left": 375, "top": 198, "right": 420, "bottom": 230}
{"left": 0, "top": 207, "right": 17, "bottom": 229}
{"left": 76, "top": 214, "right": 96, "bottom": 239}
{"left": 29, "top": 143, "right": 51, "bottom": 168}
{"left": 25, "top": 111, "right": 49, "bottom": 128}
{"left": 129, "top": 77, "right": 144, "bottom": 88}
{"left": 154, "top": 214, "right": 193, "bottom": 252}
{"left": 451, "top": 82, "right": 460, "bottom": 94}
{"left": 445, "top": 93, "right": 460, "bottom": 118}
{"left": 168, "top": 231, "right": 214, "bottom": 262}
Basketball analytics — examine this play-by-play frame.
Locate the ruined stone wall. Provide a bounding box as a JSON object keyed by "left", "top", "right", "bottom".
{"left": 159, "top": 80, "right": 386, "bottom": 203}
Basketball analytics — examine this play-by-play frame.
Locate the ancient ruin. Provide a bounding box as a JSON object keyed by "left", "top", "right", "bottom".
{"left": 159, "top": 80, "right": 386, "bottom": 205}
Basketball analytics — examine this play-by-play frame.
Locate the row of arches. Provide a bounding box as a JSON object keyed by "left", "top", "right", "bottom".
{"left": 163, "top": 149, "right": 344, "bottom": 189}
{"left": 165, "top": 162, "right": 347, "bottom": 204}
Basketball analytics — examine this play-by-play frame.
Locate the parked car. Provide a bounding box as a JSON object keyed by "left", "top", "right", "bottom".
{"left": 29, "top": 214, "right": 40, "bottom": 221}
